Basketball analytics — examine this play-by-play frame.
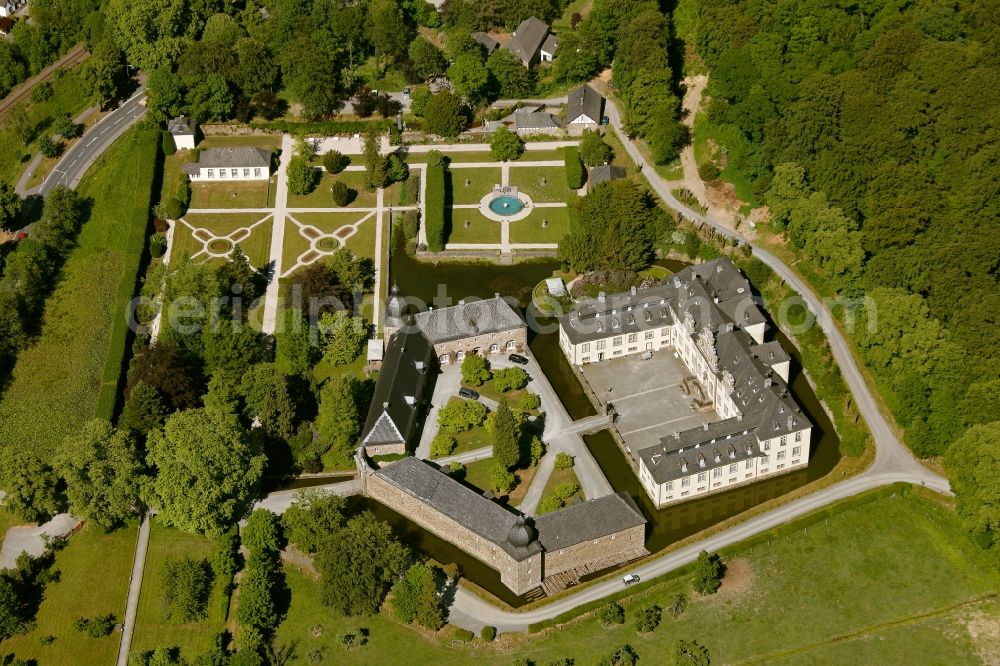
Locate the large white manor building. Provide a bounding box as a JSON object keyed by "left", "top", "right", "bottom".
{"left": 558, "top": 258, "right": 812, "bottom": 507}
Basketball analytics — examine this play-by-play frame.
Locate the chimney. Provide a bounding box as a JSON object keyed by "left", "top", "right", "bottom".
{"left": 631, "top": 285, "right": 637, "bottom": 296}
{"left": 702, "top": 422, "right": 709, "bottom": 431}
{"left": 788, "top": 415, "right": 794, "bottom": 430}
{"left": 598, "top": 291, "right": 606, "bottom": 303}
{"left": 382, "top": 401, "right": 389, "bottom": 410}
{"left": 673, "top": 431, "right": 680, "bottom": 440}
{"left": 458, "top": 299, "right": 465, "bottom": 306}
{"left": 737, "top": 413, "right": 743, "bottom": 422}
{"left": 673, "top": 277, "right": 681, "bottom": 288}
{"left": 764, "top": 377, "right": 772, "bottom": 387}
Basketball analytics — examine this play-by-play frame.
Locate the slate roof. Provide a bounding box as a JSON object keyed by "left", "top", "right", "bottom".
{"left": 506, "top": 17, "right": 551, "bottom": 64}
{"left": 360, "top": 327, "right": 434, "bottom": 448}
{"left": 168, "top": 115, "right": 193, "bottom": 136}
{"left": 567, "top": 84, "right": 603, "bottom": 124}
{"left": 376, "top": 458, "right": 542, "bottom": 560}
{"left": 589, "top": 164, "right": 626, "bottom": 187}
{"left": 515, "top": 110, "right": 562, "bottom": 130}
{"left": 472, "top": 32, "right": 499, "bottom": 55}
{"left": 413, "top": 295, "right": 525, "bottom": 345}
{"left": 187, "top": 147, "right": 271, "bottom": 170}
{"left": 541, "top": 34, "right": 558, "bottom": 56}
{"left": 534, "top": 492, "right": 646, "bottom": 550}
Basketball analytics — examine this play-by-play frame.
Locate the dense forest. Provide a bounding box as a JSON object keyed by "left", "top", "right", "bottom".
{"left": 689, "top": 0, "right": 1000, "bottom": 543}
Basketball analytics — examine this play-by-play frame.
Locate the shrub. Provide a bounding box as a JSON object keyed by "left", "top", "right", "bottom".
{"left": 564, "top": 146, "right": 584, "bottom": 189}
{"left": 54, "top": 114, "right": 82, "bottom": 139}
{"left": 163, "top": 198, "right": 184, "bottom": 220}
{"left": 492, "top": 367, "right": 528, "bottom": 392}
{"left": 553, "top": 452, "right": 574, "bottom": 469}
{"left": 674, "top": 639, "right": 710, "bottom": 666}
{"left": 667, "top": 593, "right": 687, "bottom": 617}
{"left": 438, "top": 399, "right": 488, "bottom": 433}
{"left": 481, "top": 625, "right": 497, "bottom": 641}
{"left": 323, "top": 150, "right": 350, "bottom": 173}
{"left": 698, "top": 161, "right": 720, "bottom": 181}
{"left": 40, "top": 136, "right": 63, "bottom": 158}
{"left": 150, "top": 233, "right": 167, "bottom": 258}
{"left": 401, "top": 210, "right": 420, "bottom": 240}
{"left": 692, "top": 550, "right": 725, "bottom": 594}
{"left": 242, "top": 509, "right": 285, "bottom": 557}
{"left": 161, "top": 130, "right": 176, "bottom": 156}
{"left": 425, "top": 162, "right": 446, "bottom": 251}
{"left": 161, "top": 557, "right": 213, "bottom": 622}
{"left": 489, "top": 463, "right": 515, "bottom": 493}
{"left": 537, "top": 482, "right": 580, "bottom": 514}
{"left": 31, "top": 82, "right": 53, "bottom": 103}
{"left": 448, "top": 462, "right": 465, "bottom": 478}
{"left": 580, "top": 129, "right": 612, "bottom": 167}
{"left": 430, "top": 434, "right": 456, "bottom": 458}
{"left": 288, "top": 156, "right": 319, "bottom": 195}
{"left": 489, "top": 126, "right": 524, "bottom": 161}
{"left": 453, "top": 628, "right": 474, "bottom": 642}
{"left": 519, "top": 392, "right": 541, "bottom": 412}
{"left": 176, "top": 174, "right": 190, "bottom": 205}
{"left": 331, "top": 180, "right": 354, "bottom": 206}
{"left": 461, "top": 354, "right": 491, "bottom": 386}
{"left": 599, "top": 644, "right": 638, "bottom": 666}
{"left": 635, "top": 604, "right": 661, "bottom": 633}
{"left": 87, "top": 614, "right": 116, "bottom": 638}
{"left": 597, "top": 601, "right": 624, "bottom": 626}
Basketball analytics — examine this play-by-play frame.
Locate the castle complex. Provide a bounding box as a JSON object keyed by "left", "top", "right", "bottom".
{"left": 557, "top": 258, "right": 812, "bottom": 507}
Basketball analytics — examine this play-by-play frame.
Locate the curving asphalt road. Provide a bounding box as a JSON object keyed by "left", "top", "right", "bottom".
{"left": 445, "top": 96, "right": 951, "bottom": 633}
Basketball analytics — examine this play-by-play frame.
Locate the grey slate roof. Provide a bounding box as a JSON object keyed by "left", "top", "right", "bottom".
{"left": 506, "top": 17, "right": 551, "bottom": 64}
{"left": 515, "top": 110, "right": 562, "bottom": 130}
{"left": 168, "top": 115, "right": 193, "bottom": 136}
{"left": 360, "top": 326, "right": 434, "bottom": 448}
{"left": 567, "top": 84, "right": 603, "bottom": 124}
{"left": 534, "top": 492, "right": 646, "bottom": 550}
{"left": 589, "top": 164, "right": 626, "bottom": 187}
{"left": 472, "top": 32, "right": 499, "bottom": 55}
{"left": 541, "top": 34, "right": 558, "bottom": 56}
{"left": 413, "top": 295, "right": 525, "bottom": 345}
{"left": 375, "top": 458, "right": 542, "bottom": 560}
{"left": 188, "top": 147, "right": 271, "bottom": 170}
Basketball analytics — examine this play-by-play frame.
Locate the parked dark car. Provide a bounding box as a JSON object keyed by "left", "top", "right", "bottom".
{"left": 508, "top": 353, "right": 529, "bottom": 365}
{"left": 458, "top": 387, "right": 480, "bottom": 400}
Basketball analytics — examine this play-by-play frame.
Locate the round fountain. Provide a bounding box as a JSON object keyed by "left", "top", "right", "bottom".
{"left": 481, "top": 185, "right": 532, "bottom": 222}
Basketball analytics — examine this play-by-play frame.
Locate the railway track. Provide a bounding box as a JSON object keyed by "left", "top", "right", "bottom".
{"left": 0, "top": 43, "right": 88, "bottom": 119}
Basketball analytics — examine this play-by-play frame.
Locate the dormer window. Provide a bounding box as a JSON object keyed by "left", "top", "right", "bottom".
{"left": 698, "top": 455, "right": 706, "bottom": 468}
{"left": 680, "top": 459, "right": 688, "bottom": 473}
{"left": 714, "top": 451, "right": 721, "bottom": 463}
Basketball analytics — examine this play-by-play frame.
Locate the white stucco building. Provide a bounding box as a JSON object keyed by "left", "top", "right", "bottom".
{"left": 183, "top": 147, "right": 272, "bottom": 182}
{"left": 558, "top": 258, "right": 811, "bottom": 507}
{"left": 167, "top": 115, "right": 196, "bottom": 150}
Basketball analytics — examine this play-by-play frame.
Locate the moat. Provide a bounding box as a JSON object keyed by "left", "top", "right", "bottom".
{"left": 385, "top": 246, "right": 842, "bottom": 606}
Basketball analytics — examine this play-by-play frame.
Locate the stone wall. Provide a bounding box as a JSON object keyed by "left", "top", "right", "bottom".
{"left": 364, "top": 442, "right": 406, "bottom": 457}
{"left": 365, "top": 472, "right": 542, "bottom": 594}
{"left": 542, "top": 523, "right": 647, "bottom": 577}
{"left": 434, "top": 327, "right": 528, "bottom": 364}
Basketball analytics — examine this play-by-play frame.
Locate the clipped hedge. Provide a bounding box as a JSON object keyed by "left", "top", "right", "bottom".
{"left": 564, "top": 146, "right": 584, "bottom": 189}
{"left": 480, "top": 625, "right": 497, "bottom": 641}
{"left": 453, "top": 628, "right": 475, "bottom": 642}
{"left": 249, "top": 118, "right": 389, "bottom": 134}
{"left": 425, "top": 162, "right": 446, "bottom": 251}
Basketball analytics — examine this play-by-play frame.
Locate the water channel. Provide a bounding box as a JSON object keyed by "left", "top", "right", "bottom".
{"left": 381, "top": 246, "right": 841, "bottom": 605}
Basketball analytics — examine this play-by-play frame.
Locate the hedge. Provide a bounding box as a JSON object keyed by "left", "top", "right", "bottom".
{"left": 564, "top": 146, "right": 584, "bottom": 189}
{"left": 249, "top": 118, "right": 390, "bottom": 134}
{"left": 480, "top": 625, "right": 496, "bottom": 641}
{"left": 453, "top": 628, "right": 475, "bottom": 642}
{"left": 425, "top": 162, "right": 446, "bottom": 251}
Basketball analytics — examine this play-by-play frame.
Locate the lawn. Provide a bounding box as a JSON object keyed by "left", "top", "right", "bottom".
{"left": 462, "top": 457, "right": 539, "bottom": 507}
{"left": 0, "top": 524, "right": 137, "bottom": 666}
{"left": 447, "top": 167, "right": 502, "bottom": 205}
{"left": 508, "top": 208, "right": 571, "bottom": 244}
{"left": 287, "top": 171, "right": 378, "bottom": 209}
{"left": 446, "top": 212, "right": 501, "bottom": 245}
{"left": 129, "top": 521, "right": 230, "bottom": 662}
{"left": 536, "top": 464, "right": 585, "bottom": 512}
{"left": 508, "top": 166, "right": 575, "bottom": 203}
{"left": 0, "top": 127, "right": 158, "bottom": 452}
{"left": 384, "top": 171, "right": 420, "bottom": 206}
{"left": 0, "top": 508, "right": 21, "bottom": 536}
{"left": 172, "top": 215, "right": 273, "bottom": 268}
{"left": 268, "top": 487, "right": 999, "bottom": 664}
{"left": 450, "top": 424, "right": 493, "bottom": 457}
{"left": 282, "top": 211, "right": 377, "bottom": 270}
{"left": 190, "top": 178, "right": 275, "bottom": 209}
{"left": 0, "top": 68, "right": 92, "bottom": 185}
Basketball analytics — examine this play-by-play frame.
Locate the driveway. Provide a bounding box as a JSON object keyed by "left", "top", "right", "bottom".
{"left": 0, "top": 513, "right": 81, "bottom": 569}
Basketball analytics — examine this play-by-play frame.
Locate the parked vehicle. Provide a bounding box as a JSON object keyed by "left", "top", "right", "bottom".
{"left": 622, "top": 574, "right": 640, "bottom": 586}
{"left": 402, "top": 87, "right": 411, "bottom": 98}
{"left": 458, "top": 387, "right": 480, "bottom": 400}
{"left": 508, "top": 353, "right": 529, "bottom": 365}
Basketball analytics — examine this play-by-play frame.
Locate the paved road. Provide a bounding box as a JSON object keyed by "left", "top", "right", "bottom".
{"left": 115, "top": 514, "right": 150, "bottom": 666}
{"left": 444, "top": 95, "right": 951, "bottom": 633}
{"left": 35, "top": 89, "right": 147, "bottom": 197}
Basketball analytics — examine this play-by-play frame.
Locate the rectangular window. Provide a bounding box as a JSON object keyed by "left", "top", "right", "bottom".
{"left": 243, "top": 168, "right": 250, "bottom": 177}
{"left": 628, "top": 333, "right": 637, "bottom": 343}
{"left": 219, "top": 169, "right": 226, "bottom": 178}
{"left": 681, "top": 478, "right": 690, "bottom": 487}
{"left": 645, "top": 331, "right": 654, "bottom": 340}
{"left": 780, "top": 435, "right": 787, "bottom": 446}
{"left": 581, "top": 343, "right": 590, "bottom": 352}
{"left": 254, "top": 168, "right": 262, "bottom": 177}
{"left": 795, "top": 431, "right": 802, "bottom": 442}
{"left": 729, "top": 464, "right": 737, "bottom": 474}
{"left": 761, "top": 455, "right": 769, "bottom": 465}
{"left": 231, "top": 169, "right": 239, "bottom": 178}
{"left": 792, "top": 446, "right": 801, "bottom": 456}
{"left": 697, "top": 472, "right": 706, "bottom": 482}
{"left": 596, "top": 340, "right": 606, "bottom": 350}
{"left": 659, "top": 327, "right": 669, "bottom": 336}
{"left": 777, "top": 450, "right": 786, "bottom": 460}
{"left": 745, "top": 460, "right": 753, "bottom": 469}
{"left": 207, "top": 169, "right": 214, "bottom": 178}
{"left": 665, "top": 481, "right": 673, "bottom": 491}
{"left": 764, "top": 441, "right": 770, "bottom": 451}
{"left": 613, "top": 336, "right": 622, "bottom": 346}
{"left": 713, "top": 468, "right": 722, "bottom": 478}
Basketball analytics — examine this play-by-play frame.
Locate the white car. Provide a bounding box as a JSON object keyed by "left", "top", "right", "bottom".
{"left": 622, "top": 574, "right": 640, "bottom": 586}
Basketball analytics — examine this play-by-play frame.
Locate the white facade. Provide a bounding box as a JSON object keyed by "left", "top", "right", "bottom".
{"left": 0, "top": 0, "right": 25, "bottom": 18}
{"left": 188, "top": 165, "right": 269, "bottom": 182}
{"left": 173, "top": 132, "right": 196, "bottom": 151}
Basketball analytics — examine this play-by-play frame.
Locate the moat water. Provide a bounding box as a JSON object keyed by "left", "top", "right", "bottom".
{"left": 382, "top": 247, "right": 841, "bottom": 606}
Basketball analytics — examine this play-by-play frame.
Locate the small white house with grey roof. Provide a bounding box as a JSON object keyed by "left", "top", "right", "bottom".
{"left": 183, "top": 147, "right": 272, "bottom": 182}
{"left": 167, "top": 116, "right": 196, "bottom": 150}
{"left": 567, "top": 84, "right": 604, "bottom": 128}
{"left": 505, "top": 17, "right": 557, "bottom": 67}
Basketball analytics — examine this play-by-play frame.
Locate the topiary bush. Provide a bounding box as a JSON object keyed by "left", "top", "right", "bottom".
{"left": 480, "top": 625, "right": 497, "bottom": 641}
{"left": 150, "top": 233, "right": 167, "bottom": 258}
{"left": 425, "top": 162, "right": 446, "bottom": 251}
{"left": 162, "top": 130, "right": 177, "bottom": 156}
{"left": 564, "top": 146, "right": 584, "bottom": 189}
{"left": 331, "top": 180, "right": 354, "bottom": 206}
{"left": 453, "top": 628, "right": 474, "bottom": 642}
{"left": 323, "top": 150, "right": 350, "bottom": 173}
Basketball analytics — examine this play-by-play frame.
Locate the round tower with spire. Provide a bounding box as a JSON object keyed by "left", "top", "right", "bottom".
{"left": 384, "top": 283, "right": 406, "bottom": 341}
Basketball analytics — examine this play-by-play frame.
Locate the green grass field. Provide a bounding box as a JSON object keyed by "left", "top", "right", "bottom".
{"left": 537, "top": 465, "right": 585, "bottom": 512}
{"left": 172, "top": 215, "right": 272, "bottom": 268}
{"left": 446, "top": 212, "right": 502, "bottom": 244}
{"left": 450, "top": 424, "right": 492, "bottom": 457}
{"left": 447, "top": 167, "right": 501, "bottom": 205}
{"left": 282, "top": 211, "right": 376, "bottom": 269}
{"left": 0, "top": 127, "right": 158, "bottom": 451}
{"left": 129, "top": 521, "right": 231, "bottom": 662}
{"left": 287, "top": 171, "right": 378, "bottom": 209}
{"left": 190, "top": 178, "right": 274, "bottom": 209}
{"left": 508, "top": 166, "right": 575, "bottom": 203}
{"left": 0, "top": 525, "right": 137, "bottom": 665}
{"left": 508, "top": 208, "right": 570, "bottom": 244}
{"left": 267, "top": 488, "right": 998, "bottom": 664}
